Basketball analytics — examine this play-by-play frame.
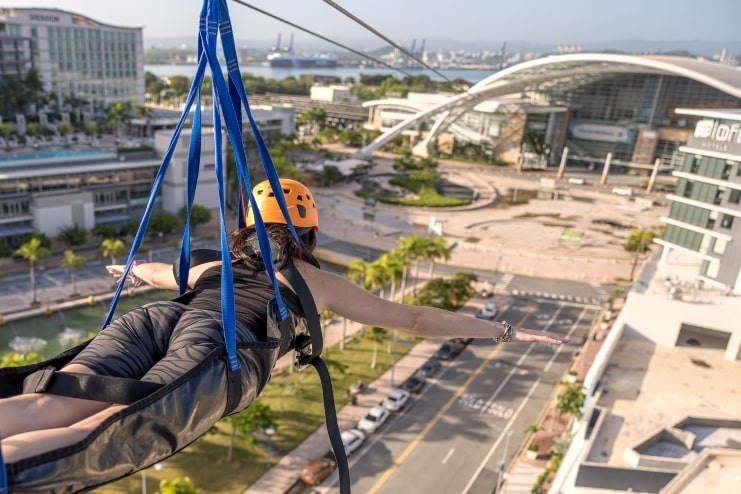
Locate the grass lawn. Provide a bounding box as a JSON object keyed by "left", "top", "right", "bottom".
{"left": 96, "top": 331, "right": 420, "bottom": 493}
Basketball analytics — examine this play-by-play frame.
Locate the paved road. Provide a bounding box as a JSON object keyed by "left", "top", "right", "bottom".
{"left": 304, "top": 299, "right": 594, "bottom": 494}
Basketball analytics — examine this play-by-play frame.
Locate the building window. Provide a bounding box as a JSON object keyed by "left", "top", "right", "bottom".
{"left": 682, "top": 181, "right": 694, "bottom": 198}
{"left": 690, "top": 155, "right": 701, "bottom": 174}
{"left": 705, "top": 259, "right": 720, "bottom": 279}
{"left": 712, "top": 238, "right": 727, "bottom": 255}
{"left": 722, "top": 162, "right": 732, "bottom": 180}
{"left": 730, "top": 189, "right": 741, "bottom": 204}
{"left": 714, "top": 187, "right": 725, "bottom": 205}
{"left": 720, "top": 214, "right": 734, "bottom": 229}
{"left": 707, "top": 210, "right": 718, "bottom": 230}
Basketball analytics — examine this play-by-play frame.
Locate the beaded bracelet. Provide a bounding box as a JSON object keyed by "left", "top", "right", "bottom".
{"left": 128, "top": 260, "right": 148, "bottom": 287}
{"left": 494, "top": 321, "right": 515, "bottom": 343}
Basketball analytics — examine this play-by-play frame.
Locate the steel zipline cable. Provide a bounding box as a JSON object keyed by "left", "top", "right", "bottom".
{"left": 230, "top": 0, "right": 417, "bottom": 77}
{"left": 320, "top": 0, "right": 457, "bottom": 85}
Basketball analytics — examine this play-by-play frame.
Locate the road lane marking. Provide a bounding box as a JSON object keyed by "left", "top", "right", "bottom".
{"left": 544, "top": 306, "right": 588, "bottom": 372}
{"left": 442, "top": 447, "right": 455, "bottom": 464}
{"left": 460, "top": 379, "right": 541, "bottom": 494}
{"left": 366, "top": 312, "right": 533, "bottom": 494}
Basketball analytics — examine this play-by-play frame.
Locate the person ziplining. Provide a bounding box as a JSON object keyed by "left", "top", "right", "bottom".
{"left": 0, "top": 1, "right": 569, "bottom": 493}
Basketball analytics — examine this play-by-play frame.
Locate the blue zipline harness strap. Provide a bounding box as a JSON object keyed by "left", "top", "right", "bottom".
{"left": 95, "top": 0, "right": 351, "bottom": 492}
{"left": 0, "top": 433, "right": 7, "bottom": 494}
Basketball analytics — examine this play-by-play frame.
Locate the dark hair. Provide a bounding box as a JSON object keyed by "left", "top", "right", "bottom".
{"left": 230, "top": 223, "right": 319, "bottom": 269}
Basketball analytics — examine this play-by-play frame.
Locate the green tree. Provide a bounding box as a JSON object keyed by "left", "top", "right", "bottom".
{"left": 1, "top": 352, "right": 44, "bottom": 367}
{"left": 150, "top": 212, "right": 181, "bottom": 236}
{"left": 625, "top": 226, "right": 663, "bottom": 281}
{"left": 556, "top": 383, "right": 585, "bottom": 421}
{"left": 100, "top": 238, "right": 126, "bottom": 264}
{"left": 178, "top": 204, "right": 212, "bottom": 227}
{"left": 346, "top": 259, "right": 371, "bottom": 289}
{"left": 377, "top": 252, "right": 404, "bottom": 301}
{"left": 57, "top": 224, "right": 87, "bottom": 247}
{"left": 0, "top": 122, "right": 14, "bottom": 149}
{"left": 338, "top": 128, "right": 363, "bottom": 147}
{"left": 58, "top": 122, "right": 74, "bottom": 143}
{"left": 15, "top": 237, "right": 50, "bottom": 305}
{"left": 25, "top": 121, "right": 45, "bottom": 143}
{"left": 84, "top": 122, "right": 100, "bottom": 137}
{"left": 60, "top": 249, "right": 86, "bottom": 296}
{"left": 157, "top": 476, "right": 201, "bottom": 494}
{"left": 296, "top": 106, "right": 327, "bottom": 136}
{"left": 135, "top": 105, "right": 155, "bottom": 138}
{"left": 366, "top": 326, "right": 388, "bottom": 369}
{"left": 105, "top": 101, "right": 133, "bottom": 140}
{"left": 225, "top": 401, "right": 276, "bottom": 462}
{"left": 91, "top": 223, "right": 118, "bottom": 240}
{"left": 413, "top": 272, "right": 476, "bottom": 311}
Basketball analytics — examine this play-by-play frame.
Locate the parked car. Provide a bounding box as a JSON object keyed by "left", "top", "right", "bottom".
{"left": 611, "top": 186, "right": 633, "bottom": 196}
{"left": 568, "top": 177, "right": 585, "bottom": 185}
{"left": 300, "top": 456, "right": 336, "bottom": 485}
{"left": 383, "top": 388, "right": 411, "bottom": 412}
{"left": 475, "top": 302, "right": 498, "bottom": 320}
{"left": 434, "top": 340, "right": 466, "bottom": 361}
{"left": 357, "top": 405, "right": 391, "bottom": 434}
{"left": 401, "top": 375, "right": 426, "bottom": 394}
{"left": 340, "top": 428, "right": 366, "bottom": 455}
{"left": 454, "top": 337, "right": 474, "bottom": 345}
{"left": 418, "top": 358, "right": 441, "bottom": 378}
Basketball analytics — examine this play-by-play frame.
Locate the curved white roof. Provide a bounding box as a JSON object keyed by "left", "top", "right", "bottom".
{"left": 360, "top": 53, "right": 741, "bottom": 156}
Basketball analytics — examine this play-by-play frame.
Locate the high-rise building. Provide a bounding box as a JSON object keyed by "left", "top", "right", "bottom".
{"left": 0, "top": 7, "right": 144, "bottom": 117}
{"left": 657, "top": 108, "right": 741, "bottom": 292}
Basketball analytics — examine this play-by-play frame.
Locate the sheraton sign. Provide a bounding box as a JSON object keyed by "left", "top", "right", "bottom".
{"left": 688, "top": 118, "right": 741, "bottom": 155}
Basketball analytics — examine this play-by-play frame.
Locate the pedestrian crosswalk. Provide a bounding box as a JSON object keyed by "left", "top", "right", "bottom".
{"left": 495, "top": 273, "right": 514, "bottom": 293}
{"left": 510, "top": 288, "right": 603, "bottom": 306}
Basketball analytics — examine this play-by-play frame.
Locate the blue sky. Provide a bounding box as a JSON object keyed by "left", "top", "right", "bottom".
{"left": 8, "top": 0, "right": 741, "bottom": 49}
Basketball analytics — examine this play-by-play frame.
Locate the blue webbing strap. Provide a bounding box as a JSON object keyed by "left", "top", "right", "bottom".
{"left": 178, "top": 89, "right": 202, "bottom": 295}
{"left": 203, "top": 0, "right": 293, "bottom": 321}
{"left": 0, "top": 433, "right": 7, "bottom": 494}
{"left": 102, "top": 51, "right": 208, "bottom": 329}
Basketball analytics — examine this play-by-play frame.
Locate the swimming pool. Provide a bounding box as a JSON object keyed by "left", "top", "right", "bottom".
{"left": 0, "top": 148, "right": 117, "bottom": 168}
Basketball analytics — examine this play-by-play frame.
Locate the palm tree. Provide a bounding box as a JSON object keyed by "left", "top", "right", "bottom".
{"left": 366, "top": 326, "right": 388, "bottom": 369}
{"left": 378, "top": 252, "right": 404, "bottom": 301}
{"left": 556, "top": 383, "right": 585, "bottom": 425}
{"left": 346, "top": 259, "right": 370, "bottom": 289}
{"left": 60, "top": 249, "right": 86, "bottom": 296}
{"left": 100, "top": 238, "right": 126, "bottom": 264}
{"left": 15, "top": 237, "right": 50, "bottom": 305}
{"left": 366, "top": 260, "right": 391, "bottom": 298}
{"left": 423, "top": 235, "right": 451, "bottom": 278}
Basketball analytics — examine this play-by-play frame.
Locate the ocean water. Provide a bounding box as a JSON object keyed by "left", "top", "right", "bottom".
{"left": 146, "top": 63, "right": 494, "bottom": 84}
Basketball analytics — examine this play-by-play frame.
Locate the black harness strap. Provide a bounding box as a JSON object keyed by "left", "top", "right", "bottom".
{"left": 281, "top": 260, "right": 350, "bottom": 494}
{"left": 22, "top": 368, "right": 162, "bottom": 405}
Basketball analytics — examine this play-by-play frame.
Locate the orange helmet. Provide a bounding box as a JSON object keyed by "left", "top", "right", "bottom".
{"left": 246, "top": 178, "right": 319, "bottom": 232}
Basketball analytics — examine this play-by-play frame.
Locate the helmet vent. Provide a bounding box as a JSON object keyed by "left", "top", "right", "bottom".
{"left": 296, "top": 204, "right": 307, "bottom": 218}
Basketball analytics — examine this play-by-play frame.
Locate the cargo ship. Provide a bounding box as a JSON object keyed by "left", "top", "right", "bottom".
{"left": 267, "top": 34, "right": 338, "bottom": 69}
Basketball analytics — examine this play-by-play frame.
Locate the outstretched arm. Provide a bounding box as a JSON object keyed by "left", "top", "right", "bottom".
{"left": 297, "top": 263, "right": 568, "bottom": 345}
{"left": 106, "top": 260, "right": 221, "bottom": 290}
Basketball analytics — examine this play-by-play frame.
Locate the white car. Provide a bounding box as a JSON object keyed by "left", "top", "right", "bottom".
{"left": 341, "top": 428, "right": 366, "bottom": 455}
{"left": 475, "top": 302, "right": 497, "bottom": 320}
{"left": 611, "top": 186, "right": 633, "bottom": 196}
{"left": 357, "top": 405, "right": 391, "bottom": 434}
{"left": 568, "top": 177, "right": 585, "bottom": 185}
{"left": 383, "top": 388, "right": 411, "bottom": 412}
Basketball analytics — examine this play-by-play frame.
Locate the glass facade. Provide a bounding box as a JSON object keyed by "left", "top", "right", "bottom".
{"left": 661, "top": 111, "right": 741, "bottom": 288}
{"left": 0, "top": 8, "right": 144, "bottom": 117}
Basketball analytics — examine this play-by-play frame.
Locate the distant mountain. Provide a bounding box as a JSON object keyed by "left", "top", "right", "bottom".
{"left": 144, "top": 36, "right": 741, "bottom": 60}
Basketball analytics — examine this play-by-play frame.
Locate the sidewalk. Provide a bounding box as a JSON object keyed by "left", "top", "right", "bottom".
{"left": 245, "top": 338, "right": 442, "bottom": 494}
